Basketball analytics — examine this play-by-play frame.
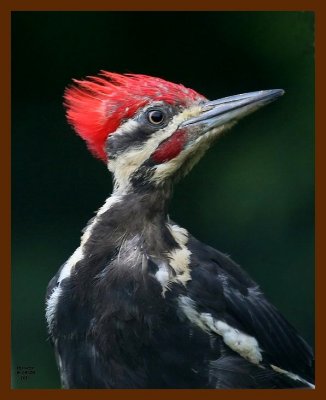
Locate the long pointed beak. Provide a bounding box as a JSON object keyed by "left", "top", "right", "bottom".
{"left": 180, "top": 89, "right": 285, "bottom": 131}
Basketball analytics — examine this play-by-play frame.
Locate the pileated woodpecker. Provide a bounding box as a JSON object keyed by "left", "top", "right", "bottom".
{"left": 46, "top": 72, "right": 314, "bottom": 389}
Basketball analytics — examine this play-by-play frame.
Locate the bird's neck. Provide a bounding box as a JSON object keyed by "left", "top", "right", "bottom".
{"left": 112, "top": 181, "right": 173, "bottom": 221}
{"left": 80, "top": 181, "right": 176, "bottom": 261}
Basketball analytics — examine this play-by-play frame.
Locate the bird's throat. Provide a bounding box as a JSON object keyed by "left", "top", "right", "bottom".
{"left": 80, "top": 183, "right": 176, "bottom": 264}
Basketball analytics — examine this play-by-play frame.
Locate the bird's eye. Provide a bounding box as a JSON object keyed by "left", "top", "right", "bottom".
{"left": 147, "top": 109, "right": 165, "bottom": 125}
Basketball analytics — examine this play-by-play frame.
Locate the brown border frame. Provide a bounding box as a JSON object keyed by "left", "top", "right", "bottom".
{"left": 1, "top": 1, "right": 324, "bottom": 399}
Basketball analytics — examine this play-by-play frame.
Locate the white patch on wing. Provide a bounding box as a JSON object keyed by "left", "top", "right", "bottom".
{"left": 155, "top": 261, "right": 170, "bottom": 286}
{"left": 169, "top": 224, "right": 188, "bottom": 246}
{"left": 202, "top": 315, "right": 262, "bottom": 365}
{"left": 151, "top": 224, "right": 191, "bottom": 293}
{"left": 167, "top": 224, "right": 191, "bottom": 286}
{"left": 270, "top": 365, "right": 315, "bottom": 389}
{"left": 178, "top": 296, "right": 208, "bottom": 331}
{"left": 178, "top": 296, "right": 262, "bottom": 365}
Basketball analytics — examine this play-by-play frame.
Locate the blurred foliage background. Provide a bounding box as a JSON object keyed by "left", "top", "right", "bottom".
{"left": 12, "top": 11, "right": 314, "bottom": 388}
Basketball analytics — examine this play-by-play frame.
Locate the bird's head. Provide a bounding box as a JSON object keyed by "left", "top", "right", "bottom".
{"left": 65, "top": 72, "right": 284, "bottom": 191}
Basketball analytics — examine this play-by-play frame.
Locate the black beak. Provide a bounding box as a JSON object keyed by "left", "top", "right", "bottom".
{"left": 180, "top": 89, "right": 284, "bottom": 132}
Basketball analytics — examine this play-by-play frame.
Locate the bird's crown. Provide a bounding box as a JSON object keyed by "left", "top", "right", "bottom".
{"left": 64, "top": 71, "right": 205, "bottom": 161}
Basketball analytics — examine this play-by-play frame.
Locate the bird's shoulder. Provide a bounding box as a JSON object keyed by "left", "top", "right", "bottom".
{"left": 177, "top": 234, "right": 314, "bottom": 385}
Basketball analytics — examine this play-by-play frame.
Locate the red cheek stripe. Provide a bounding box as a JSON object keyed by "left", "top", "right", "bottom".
{"left": 152, "top": 129, "right": 187, "bottom": 164}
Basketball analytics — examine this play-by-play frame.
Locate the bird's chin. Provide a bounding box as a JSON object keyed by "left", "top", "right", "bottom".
{"left": 165, "top": 123, "right": 231, "bottom": 183}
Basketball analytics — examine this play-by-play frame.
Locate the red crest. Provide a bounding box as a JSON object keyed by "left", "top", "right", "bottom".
{"left": 64, "top": 71, "right": 205, "bottom": 161}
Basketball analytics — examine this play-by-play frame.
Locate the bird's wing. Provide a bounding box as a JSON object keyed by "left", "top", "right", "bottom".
{"left": 182, "top": 235, "right": 314, "bottom": 385}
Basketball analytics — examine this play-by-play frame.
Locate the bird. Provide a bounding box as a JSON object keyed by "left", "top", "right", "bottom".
{"left": 46, "top": 71, "right": 314, "bottom": 389}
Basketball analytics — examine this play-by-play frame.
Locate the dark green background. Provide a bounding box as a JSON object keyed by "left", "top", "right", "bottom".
{"left": 12, "top": 11, "right": 314, "bottom": 388}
